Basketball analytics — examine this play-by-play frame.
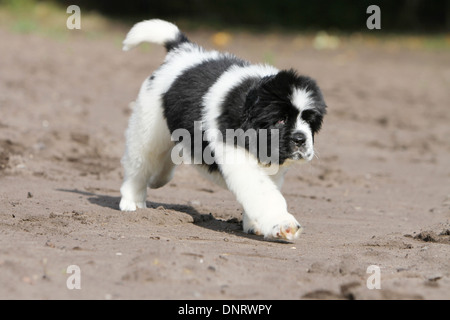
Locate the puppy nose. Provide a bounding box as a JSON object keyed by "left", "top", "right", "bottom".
{"left": 292, "top": 132, "right": 306, "bottom": 146}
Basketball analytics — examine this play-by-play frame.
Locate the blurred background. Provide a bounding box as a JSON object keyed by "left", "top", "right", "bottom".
{"left": 60, "top": 0, "right": 450, "bottom": 32}
{"left": 0, "top": 0, "right": 448, "bottom": 54}
{"left": 0, "top": 0, "right": 449, "bottom": 32}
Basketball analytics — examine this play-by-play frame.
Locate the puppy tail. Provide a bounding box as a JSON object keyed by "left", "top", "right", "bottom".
{"left": 122, "top": 19, "right": 189, "bottom": 52}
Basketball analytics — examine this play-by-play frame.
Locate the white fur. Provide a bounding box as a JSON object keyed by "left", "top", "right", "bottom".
{"left": 291, "top": 87, "right": 314, "bottom": 161}
{"left": 294, "top": 121, "right": 314, "bottom": 161}
{"left": 122, "top": 19, "right": 180, "bottom": 51}
{"left": 119, "top": 81, "right": 175, "bottom": 211}
{"left": 291, "top": 87, "right": 313, "bottom": 112}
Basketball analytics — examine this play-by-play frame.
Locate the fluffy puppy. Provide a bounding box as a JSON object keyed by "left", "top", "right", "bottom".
{"left": 120, "top": 19, "right": 327, "bottom": 240}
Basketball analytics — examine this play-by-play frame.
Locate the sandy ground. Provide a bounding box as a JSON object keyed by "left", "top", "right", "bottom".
{"left": 0, "top": 25, "right": 449, "bottom": 300}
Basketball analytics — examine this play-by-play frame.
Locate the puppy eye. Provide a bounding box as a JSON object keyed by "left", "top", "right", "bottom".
{"left": 276, "top": 117, "right": 287, "bottom": 125}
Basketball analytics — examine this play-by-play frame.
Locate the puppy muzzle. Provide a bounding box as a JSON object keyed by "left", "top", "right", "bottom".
{"left": 290, "top": 132, "right": 314, "bottom": 161}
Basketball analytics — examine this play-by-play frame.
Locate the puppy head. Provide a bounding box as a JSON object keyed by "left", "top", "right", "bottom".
{"left": 243, "top": 69, "right": 327, "bottom": 164}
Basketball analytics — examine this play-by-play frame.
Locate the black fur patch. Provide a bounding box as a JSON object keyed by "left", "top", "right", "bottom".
{"left": 163, "top": 55, "right": 247, "bottom": 170}
{"left": 164, "top": 33, "right": 190, "bottom": 52}
{"left": 163, "top": 57, "right": 247, "bottom": 133}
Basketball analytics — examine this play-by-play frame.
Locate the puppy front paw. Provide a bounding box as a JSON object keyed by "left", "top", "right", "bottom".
{"left": 269, "top": 219, "right": 303, "bottom": 241}
{"left": 244, "top": 214, "right": 302, "bottom": 241}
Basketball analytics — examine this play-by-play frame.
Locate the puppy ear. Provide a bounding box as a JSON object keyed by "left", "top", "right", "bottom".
{"left": 258, "top": 71, "right": 297, "bottom": 100}
{"left": 273, "top": 69, "right": 298, "bottom": 83}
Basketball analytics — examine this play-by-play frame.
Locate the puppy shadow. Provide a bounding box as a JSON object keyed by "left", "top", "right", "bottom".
{"left": 56, "top": 188, "right": 276, "bottom": 242}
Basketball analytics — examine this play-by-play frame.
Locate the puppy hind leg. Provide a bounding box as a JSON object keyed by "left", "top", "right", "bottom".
{"left": 120, "top": 154, "right": 151, "bottom": 211}
{"left": 120, "top": 148, "right": 175, "bottom": 211}
{"left": 148, "top": 148, "right": 176, "bottom": 189}
{"left": 120, "top": 95, "right": 172, "bottom": 211}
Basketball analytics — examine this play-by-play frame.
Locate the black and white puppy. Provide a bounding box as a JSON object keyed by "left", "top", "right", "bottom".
{"left": 120, "top": 19, "right": 327, "bottom": 240}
